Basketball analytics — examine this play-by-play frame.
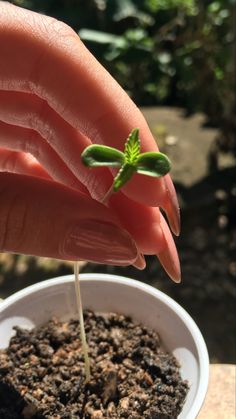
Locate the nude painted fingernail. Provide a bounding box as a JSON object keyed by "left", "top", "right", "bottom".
{"left": 133, "top": 253, "right": 146, "bottom": 270}
{"left": 162, "top": 175, "right": 180, "bottom": 236}
{"left": 157, "top": 213, "right": 181, "bottom": 283}
{"left": 61, "top": 219, "right": 138, "bottom": 265}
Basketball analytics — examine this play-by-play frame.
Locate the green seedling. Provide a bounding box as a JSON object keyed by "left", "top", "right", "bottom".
{"left": 75, "top": 128, "right": 171, "bottom": 382}
{"left": 82, "top": 128, "right": 171, "bottom": 203}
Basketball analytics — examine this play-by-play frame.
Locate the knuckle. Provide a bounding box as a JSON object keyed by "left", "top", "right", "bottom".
{"left": 28, "top": 16, "right": 76, "bottom": 93}
{"left": 45, "top": 18, "right": 76, "bottom": 40}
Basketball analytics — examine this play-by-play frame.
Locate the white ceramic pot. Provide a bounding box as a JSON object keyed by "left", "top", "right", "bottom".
{"left": 0, "top": 273, "right": 209, "bottom": 418}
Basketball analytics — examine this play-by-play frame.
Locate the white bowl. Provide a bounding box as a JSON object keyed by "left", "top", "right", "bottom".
{"left": 0, "top": 273, "right": 209, "bottom": 418}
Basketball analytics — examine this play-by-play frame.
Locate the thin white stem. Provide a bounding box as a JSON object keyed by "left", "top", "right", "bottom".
{"left": 74, "top": 261, "right": 91, "bottom": 383}
{"left": 72, "top": 184, "right": 114, "bottom": 382}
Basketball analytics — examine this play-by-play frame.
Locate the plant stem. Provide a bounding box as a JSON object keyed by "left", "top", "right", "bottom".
{"left": 74, "top": 261, "right": 91, "bottom": 383}
{"left": 72, "top": 184, "right": 114, "bottom": 382}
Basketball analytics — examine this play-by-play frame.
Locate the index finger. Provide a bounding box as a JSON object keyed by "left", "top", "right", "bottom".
{"left": 0, "top": 2, "right": 179, "bottom": 233}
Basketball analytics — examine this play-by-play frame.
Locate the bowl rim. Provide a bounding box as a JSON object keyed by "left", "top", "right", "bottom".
{"left": 0, "top": 273, "right": 209, "bottom": 418}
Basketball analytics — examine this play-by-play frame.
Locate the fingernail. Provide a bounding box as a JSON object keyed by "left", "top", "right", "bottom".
{"left": 133, "top": 253, "right": 146, "bottom": 270}
{"left": 61, "top": 219, "right": 138, "bottom": 265}
{"left": 157, "top": 214, "right": 181, "bottom": 283}
{"left": 162, "top": 175, "right": 180, "bottom": 236}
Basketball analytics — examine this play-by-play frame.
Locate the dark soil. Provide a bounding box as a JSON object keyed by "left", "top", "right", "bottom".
{"left": 0, "top": 310, "right": 188, "bottom": 419}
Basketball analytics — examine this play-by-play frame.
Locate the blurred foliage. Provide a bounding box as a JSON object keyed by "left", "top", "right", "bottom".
{"left": 9, "top": 0, "right": 236, "bottom": 159}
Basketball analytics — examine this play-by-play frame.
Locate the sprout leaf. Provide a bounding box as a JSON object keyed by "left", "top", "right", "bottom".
{"left": 136, "top": 152, "right": 171, "bottom": 177}
{"left": 113, "top": 164, "right": 136, "bottom": 192}
{"left": 124, "top": 128, "right": 141, "bottom": 165}
{"left": 81, "top": 144, "right": 125, "bottom": 167}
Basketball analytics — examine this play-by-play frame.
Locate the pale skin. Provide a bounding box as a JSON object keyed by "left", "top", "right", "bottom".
{"left": 0, "top": 2, "right": 181, "bottom": 282}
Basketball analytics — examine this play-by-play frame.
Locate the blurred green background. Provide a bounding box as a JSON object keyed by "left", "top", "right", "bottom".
{"left": 8, "top": 0, "right": 236, "bottom": 151}
{"left": 0, "top": 0, "right": 235, "bottom": 363}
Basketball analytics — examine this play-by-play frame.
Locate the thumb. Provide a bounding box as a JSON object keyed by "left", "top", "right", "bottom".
{"left": 0, "top": 173, "right": 137, "bottom": 265}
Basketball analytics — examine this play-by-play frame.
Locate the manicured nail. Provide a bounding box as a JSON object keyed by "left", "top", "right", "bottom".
{"left": 133, "top": 253, "right": 146, "bottom": 270}
{"left": 61, "top": 219, "right": 138, "bottom": 265}
{"left": 162, "top": 175, "right": 180, "bottom": 236}
{"left": 157, "top": 214, "right": 181, "bottom": 283}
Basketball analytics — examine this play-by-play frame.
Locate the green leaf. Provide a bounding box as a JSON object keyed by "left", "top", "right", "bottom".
{"left": 124, "top": 128, "right": 141, "bottom": 165}
{"left": 81, "top": 145, "right": 125, "bottom": 167}
{"left": 113, "top": 163, "right": 136, "bottom": 192}
{"left": 136, "top": 152, "right": 171, "bottom": 177}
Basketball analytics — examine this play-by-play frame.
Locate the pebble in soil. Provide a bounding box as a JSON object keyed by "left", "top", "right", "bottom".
{"left": 0, "top": 310, "right": 189, "bottom": 418}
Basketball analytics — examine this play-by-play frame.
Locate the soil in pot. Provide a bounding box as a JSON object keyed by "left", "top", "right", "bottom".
{"left": 0, "top": 310, "right": 189, "bottom": 418}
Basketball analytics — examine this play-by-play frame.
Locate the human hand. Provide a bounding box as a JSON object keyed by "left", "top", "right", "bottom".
{"left": 0, "top": 2, "right": 180, "bottom": 281}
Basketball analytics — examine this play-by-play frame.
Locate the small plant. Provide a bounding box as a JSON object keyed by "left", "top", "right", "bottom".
{"left": 75, "top": 128, "right": 171, "bottom": 382}
{"left": 82, "top": 128, "right": 171, "bottom": 203}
